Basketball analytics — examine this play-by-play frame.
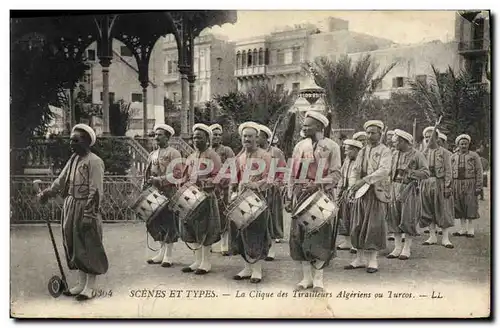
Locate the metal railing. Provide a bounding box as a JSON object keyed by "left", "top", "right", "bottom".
{"left": 10, "top": 174, "right": 144, "bottom": 223}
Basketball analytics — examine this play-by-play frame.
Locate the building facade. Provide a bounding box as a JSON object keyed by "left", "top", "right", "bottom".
{"left": 83, "top": 38, "right": 166, "bottom": 136}
{"left": 348, "top": 40, "right": 461, "bottom": 99}
{"left": 163, "top": 33, "right": 237, "bottom": 108}
{"left": 454, "top": 11, "right": 490, "bottom": 87}
{"left": 234, "top": 17, "right": 395, "bottom": 94}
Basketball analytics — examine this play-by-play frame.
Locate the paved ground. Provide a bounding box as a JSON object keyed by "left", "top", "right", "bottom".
{"left": 10, "top": 187, "right": 491, "bottom": 318}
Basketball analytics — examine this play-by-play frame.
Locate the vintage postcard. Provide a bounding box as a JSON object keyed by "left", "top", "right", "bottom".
{"left": 9, "top": 9, "right": 491, "bottom": 319}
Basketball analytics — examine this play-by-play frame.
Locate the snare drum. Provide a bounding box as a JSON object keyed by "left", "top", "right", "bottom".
{"left": 292, "top": 190, "right": 338, "bottom": 234}
{"left": 131, "top": 187, "right": 171, "bottom": 241}
{"left": 226, "top": 189, "right": 268, "bottom": 231}
{"left": 170, "top": 182, "right": 208, "bottom": 223}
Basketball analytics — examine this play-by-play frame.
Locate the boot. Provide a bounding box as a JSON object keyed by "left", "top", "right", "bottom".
{"left": 195, "top": 245, "right": 211, "bottom": 274}
{"left": 366, "top": 251, "right": 379, "bottom": 273}
{"left": 234, "top": 261, "right": 251, "bottom": 280}
{"left": 387, "top": 233, "right": 403, "bottom": 258}
{"left": 76, "top": 273, "right": 96, "bottom": 301}
{"left": 265, "top": 242, "right": 276, "bottom": 261}
{"left": 296, "top": 261, "right": 313, "bottom": 290}
{"left": 182, "top": 243, "right": 201, "bottom": 273}
{"left": 161, "top": 243, "right": 174, "bottom": 267}
{"left": 147, "top": 243, "right": 165, "bottom": 264}
{"left": 250, "top": 261, "right": 262, "bottom": 283}
{"left": 345, "top": 249, "right": 367, "bottom": 269}
{"left": 399, "top": 236, "right": 412, "bottom": 260}
{"left": 441, "top": 227, "right": 454, "bottom": 248}
{"left": 63, "top": 270, "right": 86, "bottom": 296}
{"left": 312, "top": 261, "right": 325, "bottom": 292}
{"left": 423, "top": 223, "right": 437, "bottom": 245}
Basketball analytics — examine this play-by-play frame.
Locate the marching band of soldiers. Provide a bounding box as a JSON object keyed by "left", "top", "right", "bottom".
{"left": 37, "top": 110, "right": 487, "bottom": 300}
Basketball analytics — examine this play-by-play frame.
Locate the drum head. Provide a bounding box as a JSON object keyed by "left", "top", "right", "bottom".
{"left": 354, "top": 183, "right": 370, "bottom": 199}
{"left": 293, "top": 191, "right": 319, "bottom": 217}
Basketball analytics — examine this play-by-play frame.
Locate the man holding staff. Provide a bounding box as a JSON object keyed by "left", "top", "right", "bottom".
{"left": 37, "top": 124, "right": 108, "bottom": 301}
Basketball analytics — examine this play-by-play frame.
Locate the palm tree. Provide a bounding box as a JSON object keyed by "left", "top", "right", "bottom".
{"left": 408, "top": 65, "right": 490, "bottom": 144}
{"left": 303, "top": 54, "right": 397, "bottom": 128}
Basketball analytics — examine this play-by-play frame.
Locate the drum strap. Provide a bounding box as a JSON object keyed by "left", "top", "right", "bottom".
{"left": 146, "top": 231, "right": 161, "bottom": 252}
{"left": 308, "top": 215, "right": 341, "bottom": 271}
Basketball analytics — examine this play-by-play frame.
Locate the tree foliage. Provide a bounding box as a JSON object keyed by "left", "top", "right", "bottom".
{"left": 11, "top": 18, "right": 89, "bottom": 148}
{"left": 408, "top": 65, "right": 490, "bottom": 144}
{"left": 211, "top": 84, "right": 294, "bottom": 152}
{"left": 303, "top": 54, "right": 397, "bottom": 128}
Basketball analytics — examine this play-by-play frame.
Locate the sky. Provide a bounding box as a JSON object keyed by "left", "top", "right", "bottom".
{"left": 207, "top": 10, "right": 457, "bottom": 44}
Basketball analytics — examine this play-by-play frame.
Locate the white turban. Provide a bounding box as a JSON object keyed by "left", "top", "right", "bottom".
{"left": 192, "top": 123, "right": 212, "bottom": 139}
{"left": 304, "top": 111, "right": 329, "bottom": 127}
{"left": 423, "top": 126, "right": 439, "bottom": 136}
{"left": 363, "top": 120, "right": 384, "bottom": 130}
{"left": 394, "top": 129, "right": 413, "bottom": 144}
{"left": 343, "top": 139, "right": 363, "bottom": 149}
{"left": 210, "top": 124, "right": 222, "bottom": 132}
{"left": 438, "top": 132, "right": 447, "bottom": 141}
{"left": 154, "top": 123, "right": 175, "bottom": 136}
{"left": 352, "top": 131, "right": 367, "bottom": 140}
{"left": 455, "top": 134, "right": 471, "bottom": 145}
{"left": 259, "top": 125, "right": 273, "bottom": 139}
{"left": 72, "top": 123, "right": 96, "bottom": 147}
{"left": 238, "top": 121, "right": 261, "bottom": 136}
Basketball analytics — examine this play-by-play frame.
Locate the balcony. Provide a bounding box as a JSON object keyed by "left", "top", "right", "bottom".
{"left": 267, "top": 63, "right": 302, "bottom": 76}
{"left": 235, "top": 65, "right": 267, "bottom": 78}
{"left": 458, "top": 38, "right": 489, "bottom": 56}
{"left": 164, "top": 72, "right": 180, "bottom": 83}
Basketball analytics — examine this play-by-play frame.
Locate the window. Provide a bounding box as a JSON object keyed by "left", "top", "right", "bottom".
{"left": 264, "top": 49, "right": 270, "bottom": 65}
{"left": 277, "top": 50, "right": 285, "bottom": 65}
{"left": 276, "top": 84, "right": 284, "bottom": 94}
{"left": 253, "top": 49, "right": 258, "bottom": 66}
{"left": 242, "top": 51, "right": 247, "bottom": 67}
{"left": 416, "top": 74, "right": 427, "bottom": 85}
{"left": 168, "top": 61, "right": 173, "bottom": 74}
{"left": 247, "top": 49, "right": 252, "bottom": 67}
{"left": 87, "top": 49, "right": 96, "bottom": 61}
{"left": 236, "top": 51, "right": 241, "bottom": 68}
{"left": 100, "top": 92, "right": 115, "bottom": 104}
{"left": 131, "top": 93, "right": 143, "bottom": 102}
{"left": 120, "top": 46, "right": 133, "bottom": 57}
{"left": 292, "top": 82, "right": 300, "bottom": 94}
{"left": 392, "top": 77, "right": 404, "bottom": 88}
{"left": 292, "top": 47, "right": 300, "bottom": 63}
{"left": 258, "top": 48, "right": 264, "bottom": 65}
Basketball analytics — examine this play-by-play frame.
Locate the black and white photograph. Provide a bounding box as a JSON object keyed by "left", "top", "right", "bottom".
{"left": 9, "top": 8, "right": 491, "bottom": 318}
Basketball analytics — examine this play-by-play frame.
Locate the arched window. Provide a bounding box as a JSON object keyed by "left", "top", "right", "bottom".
{"left": 258, "top": 48, "right": 264, "bottom": 65}
{"left": 242, "top": 50, "right": 246, "bottom": 67}
{"left": 247, "top": 49, "right": 252, "bottom": 67}
{"left": 253, "top": 49, "right": 257, "bottom": 66}
{"left": 236, "top": 51, "right": 241, "bottom": 69}
{"left": 265, "top": 48, "right": 270, "bottom": 65}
